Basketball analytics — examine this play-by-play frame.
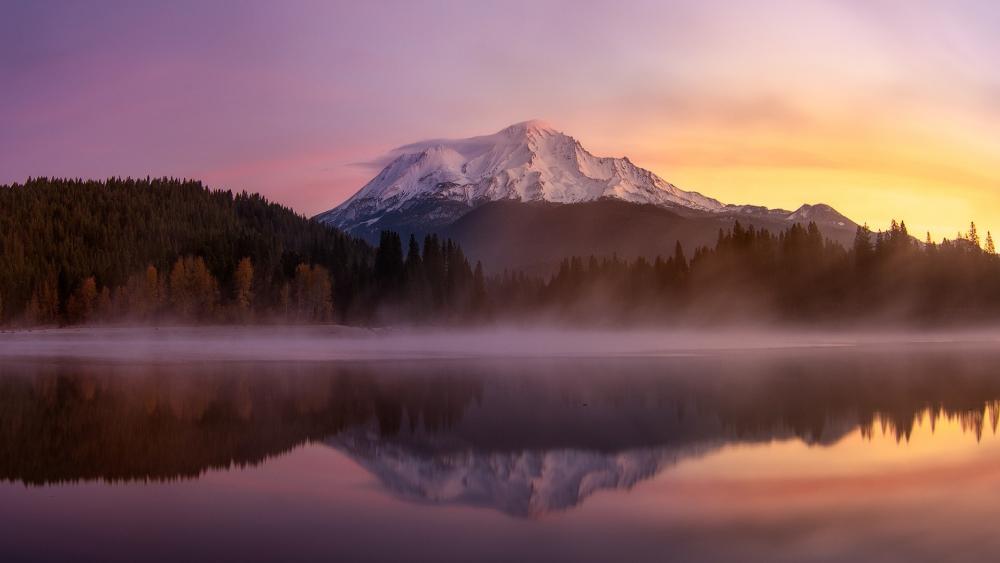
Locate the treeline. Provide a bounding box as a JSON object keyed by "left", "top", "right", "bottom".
{"left": 488, "top": 220, "right": 1000, "bottom": 324}
{"left": 0, "top": 363, "right": 484, "bottom": 484}
{"left": 0, "top": 178, "right": 484, "bottom": 326}
{"left": 5, "top": 178, "right": 1000, "bottom": 327}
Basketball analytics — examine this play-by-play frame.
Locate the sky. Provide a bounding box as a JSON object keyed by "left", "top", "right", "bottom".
{"left": 2, "top": 0, "right": 999, "bottom": 240}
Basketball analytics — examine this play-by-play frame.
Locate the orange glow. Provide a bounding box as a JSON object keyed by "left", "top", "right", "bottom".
{"left": 668, "top": 406, "right": 1000, "bottom": 486}
{"left": 584, "top": 106, "right": 1000, "bottom": 242}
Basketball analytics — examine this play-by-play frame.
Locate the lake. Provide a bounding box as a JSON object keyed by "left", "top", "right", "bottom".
{"left": 3, "top": 332, "right": 1000, "bottom": 562}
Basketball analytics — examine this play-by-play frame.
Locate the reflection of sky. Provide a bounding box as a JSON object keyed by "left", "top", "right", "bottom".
{"left": 5, "top": 411, "right": 1000, "bottom": 562}
{"left": 3, "top": 1, "right": 999, "bottom": 238}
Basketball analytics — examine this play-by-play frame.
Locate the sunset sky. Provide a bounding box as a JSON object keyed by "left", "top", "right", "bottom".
{"left": 2, "top": 0, "right": 998, "bottom": 240}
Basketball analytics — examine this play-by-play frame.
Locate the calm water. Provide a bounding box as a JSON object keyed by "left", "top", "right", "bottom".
{"left": 4, "top": 344, "right": 1000, "bottom": 562}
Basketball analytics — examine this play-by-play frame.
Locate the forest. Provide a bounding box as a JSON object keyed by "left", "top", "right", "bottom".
{"left": 507, "top": 219, "right": 1000, "bottom": 324}
{"left": 2, "top": 177, "right": 999, "bottom": 327}
{"left": 0, "top": 177, "right": 484, "bottom": 325}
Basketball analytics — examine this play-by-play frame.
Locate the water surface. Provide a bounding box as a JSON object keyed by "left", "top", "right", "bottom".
{"left": 3, "top": 342, "right": 1000, "bottom": 562}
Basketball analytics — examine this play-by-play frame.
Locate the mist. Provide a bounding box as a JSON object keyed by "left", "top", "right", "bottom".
{"left": 5, "top": 325, "right": 1000, "bottom": 363}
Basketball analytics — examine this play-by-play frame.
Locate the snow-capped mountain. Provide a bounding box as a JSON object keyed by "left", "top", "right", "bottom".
{"left": 317, "top": 120, "right": 726, "bottom": 229}
{"left": 326, "top": 414, "right": 854, "bottom": 517}
{"left": 316, "top": 120, "right": 857, "bottom": 267}
{"left": 328, "top": 428, "right": 703, "bottom": 518}
{"left": 327, "top": 431, "right": 693, "bottom": 517}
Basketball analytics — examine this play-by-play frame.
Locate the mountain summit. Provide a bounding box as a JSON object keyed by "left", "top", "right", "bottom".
{"left": 317, "top": 120, "right": 728, "bottom": 232}
{"left": 316, "top": 121, "right": 857, "bottom": 269}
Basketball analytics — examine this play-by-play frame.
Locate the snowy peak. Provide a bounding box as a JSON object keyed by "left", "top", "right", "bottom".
{"left": 327, "top": 428, "right": 704, "bottom": 517}
{"left": 499, "top": 118, "right": 558, "bottom": 137}
{"left": 316, "top": 120, "right": 726, "bottom": 231}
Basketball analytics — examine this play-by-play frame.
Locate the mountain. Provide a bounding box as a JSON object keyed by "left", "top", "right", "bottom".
{"left": 316, "top": 121, "right": 858, "bottom": 270}
{"left": 317, "top": 120, "right": 722, "bottom": 228}
{"left": 328, "top": 428, "right": 710, "bottom": 518}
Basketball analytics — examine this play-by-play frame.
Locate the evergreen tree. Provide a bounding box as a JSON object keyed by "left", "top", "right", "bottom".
{"left": 472, "top": 261, "right": 487, "bottom": 315}
{"left": 969, "top": 221, "right": 981, "bottom": 248}
{"left": 404, "top": 234, "right": 422, "bottom": 278}
{"left": 853, "top": 224, "right": 873, "bottom": 270}
{"left": 422, "top": 235, "right": 446, "bottom": 308}
{"left": 374, "top": 231, "right": 405, "bottom": 298}
{"left": 674, "top": 241, "right": 688, "bottom": 274}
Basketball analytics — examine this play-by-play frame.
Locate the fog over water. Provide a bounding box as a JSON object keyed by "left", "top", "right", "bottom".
{"left": 4, "top": 325, "right": 1000, "bottom": 362}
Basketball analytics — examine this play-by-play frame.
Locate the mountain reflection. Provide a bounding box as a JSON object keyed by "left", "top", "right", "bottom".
{"left": 4, "top": 347, "right": 1000, "bottom": 516}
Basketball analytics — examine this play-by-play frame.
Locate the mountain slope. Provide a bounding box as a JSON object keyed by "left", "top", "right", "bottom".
{"left": 442, "top": 200, "right": 858, "bottom": 273}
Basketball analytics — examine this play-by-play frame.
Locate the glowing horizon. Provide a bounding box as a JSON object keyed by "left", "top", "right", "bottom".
{"left": 2, "top": 1, "right": 998, "bottom": 241}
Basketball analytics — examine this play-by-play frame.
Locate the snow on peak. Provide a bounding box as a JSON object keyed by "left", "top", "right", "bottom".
{"left": 318, "top": 120, "right": 726, "bottom": 229}
{"left": 501, "top": 119, "right": 558, "bottom": 135}
{"left": 327, "top": 428, "right": 704, "bottom": 517}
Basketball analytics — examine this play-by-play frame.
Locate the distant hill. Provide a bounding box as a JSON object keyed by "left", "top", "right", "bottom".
{"left": 442, "top": 199, "right": 857, "bottom": 274}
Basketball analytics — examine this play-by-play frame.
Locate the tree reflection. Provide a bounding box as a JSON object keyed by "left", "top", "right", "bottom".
{"left": 0, "top": 361, "right": 482, "bottom": 485}
{"left": 3, "top": 348, "right": 1000, "bottom": 516}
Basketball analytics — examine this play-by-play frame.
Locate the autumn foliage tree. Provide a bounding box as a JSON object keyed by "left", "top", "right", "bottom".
{"left": 233, "top": 257, "right": 254, "bottom": 322}
{"left": 168, "top": 256, "right": 219, "bottom": 321}
{"left": 65, "top": 277, "right": 98, "bottom": 324}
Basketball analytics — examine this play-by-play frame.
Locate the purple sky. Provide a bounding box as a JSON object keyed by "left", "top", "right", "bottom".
{"left": 3, "top": 0, "right": 999, "bottom": 235}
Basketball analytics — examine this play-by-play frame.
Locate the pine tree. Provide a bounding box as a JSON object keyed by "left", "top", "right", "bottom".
{"left": 422, "top": 235, "right": 446, "bottom": 308}
{"left": 969, "top": 221, "right": 980, "bottom": 248}
{"left": 404, "top": 234, "right": 422, "bottom": 276}
{"left": 472, "top": 261, "right": 487, "bottom": 315}
{"left": 853, "top": 224, "right": 873, "bottom": 271}
{"left": 233, "top": 257, "right": 254, "bottom": 320}
{"left": 986, "top": 232, "right": 996, "bottom": 255}
{"left": 674, "top": 241, "right": 688, "bottom": 274}
{"left": 374, "top": 231, "right": 404, "bottom": 297}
